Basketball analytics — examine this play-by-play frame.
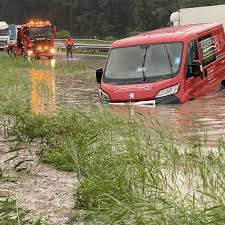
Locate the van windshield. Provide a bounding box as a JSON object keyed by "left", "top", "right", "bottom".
{"left": 104, "top": 42, "right": 183, "bottom": 84}
{"left": 0, "top": 28, "right": 9, "bottom": 36}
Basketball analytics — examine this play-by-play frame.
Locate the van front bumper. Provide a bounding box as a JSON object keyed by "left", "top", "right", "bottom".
{"left": 101, "top": 95, "right": 181, "bottom": 105}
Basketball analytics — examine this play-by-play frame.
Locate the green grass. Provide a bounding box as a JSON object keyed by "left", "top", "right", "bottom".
{"left": 3, "top": 105, "right": 225, "bottom": 225}
{"left": 0, "top": 173, "right": 48, "bottom": 225}
{"left": 0, "top": 196, "right": 48, "bottom": 225}
{"left": 0, "top": 56, "right": 225, "bottom": 225}
{"left": 0, "top": 55, "right": 94, "bottom": 224}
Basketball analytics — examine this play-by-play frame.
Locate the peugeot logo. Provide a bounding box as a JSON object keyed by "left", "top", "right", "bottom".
{"left": 129, "top": 93, "right": 135, "bottom": 99}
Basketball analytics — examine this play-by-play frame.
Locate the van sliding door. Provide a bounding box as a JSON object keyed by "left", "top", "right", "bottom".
{"left": 198, "top": 34, "right": 220, "bottom": 93}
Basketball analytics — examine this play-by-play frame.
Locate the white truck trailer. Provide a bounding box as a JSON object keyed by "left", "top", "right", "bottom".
{"left": 170, "top": 4, "right": 225, "bottom": 28}
{"left": 0, "top": 21, "right": 10, "bottom": 51}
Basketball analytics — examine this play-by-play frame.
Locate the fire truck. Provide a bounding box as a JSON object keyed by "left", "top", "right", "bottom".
{"left": 12, "top": 19, "right": 55, "bottom": 59}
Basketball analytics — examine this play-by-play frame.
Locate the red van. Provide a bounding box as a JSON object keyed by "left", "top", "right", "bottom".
{"left": 96, "top": 23, "right": 225, "bottom": 104}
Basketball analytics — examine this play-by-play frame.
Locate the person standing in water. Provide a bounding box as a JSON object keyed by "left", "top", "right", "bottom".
{"left": 64, "top": 37, "right": 75, "bottom": 60}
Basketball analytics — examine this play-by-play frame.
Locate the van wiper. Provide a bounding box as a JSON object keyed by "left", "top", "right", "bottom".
{"left": 142, "top": 46, "right": 148, "bottom": 81}
{"left": 164, "top": 44, "right": 174, "bottom": 75}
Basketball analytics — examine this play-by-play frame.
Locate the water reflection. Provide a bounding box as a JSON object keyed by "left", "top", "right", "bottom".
{"left": 33, "top": 55, "right": 225, "bottom": 147}
{"left": 105, "top": 90, "right": 225, "bottom": 147}
{"left": 31, "top": 70, "right": 56, "bottom": 114}
{"left": 173, "top": 91, "right": 225, "bottom": 145}
{"left": 55, "top": 74, "right": 98, "bottom": 106}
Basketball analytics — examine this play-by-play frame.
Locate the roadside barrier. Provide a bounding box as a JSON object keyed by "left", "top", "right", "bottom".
{"left": 54, "top": 39, "right": 111, "bottom": 51}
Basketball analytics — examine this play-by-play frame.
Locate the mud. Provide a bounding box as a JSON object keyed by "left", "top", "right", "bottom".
{"left": 0, "top": 142, "right": 77, "bottom": 225}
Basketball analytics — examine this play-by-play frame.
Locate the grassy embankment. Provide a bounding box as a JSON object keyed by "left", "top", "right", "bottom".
{"left": 0, "top": 56, "right": 225, "bottom": 225}
{"left": 0, "top": 55, "right": 91, "bottom": 224}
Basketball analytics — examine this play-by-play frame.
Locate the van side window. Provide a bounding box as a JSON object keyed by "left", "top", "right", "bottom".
{"left": 186, "top": 41, "right": 199, "bottom": 77}
{"left": 198, "top": 34, "right": 216, "bottom": 66}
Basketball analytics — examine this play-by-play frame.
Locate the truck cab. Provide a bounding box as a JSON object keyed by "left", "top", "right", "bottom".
{"left": 13, "top": 20, "right": 55, "bottom": 59}
{"left": 0, "top": 21, "right": 9, "bottom": 51}
{"left": 170, "top": 4, "right": 225, "bottom": 28}
{"left": 96, "top": 24, "right": 225, "bottom": 105}
{"left": 170, "top": 11, "right": 180, "bottom": 26}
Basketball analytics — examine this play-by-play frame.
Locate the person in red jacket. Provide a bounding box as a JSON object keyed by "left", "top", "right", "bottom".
{"left": 64, "top": 37, "right": 75, "bottom": 60}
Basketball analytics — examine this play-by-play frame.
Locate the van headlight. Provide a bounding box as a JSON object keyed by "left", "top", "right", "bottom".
{"left": 155, "top": 84, "right": 180, "bottom": 98}
{"left": 98, "top": 89, "right": 110, "bottom": 103}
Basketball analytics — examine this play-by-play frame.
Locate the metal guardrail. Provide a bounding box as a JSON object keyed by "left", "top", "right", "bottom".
{"left": 54, "top": 39, "right": 111, "bottom": 51}
{"left": 55, "top": 38, "right": 112, "bottom": 43}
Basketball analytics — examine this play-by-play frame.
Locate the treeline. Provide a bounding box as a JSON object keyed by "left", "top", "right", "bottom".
{"left": 0, "top": 0, "right": 225, "bottom": 38}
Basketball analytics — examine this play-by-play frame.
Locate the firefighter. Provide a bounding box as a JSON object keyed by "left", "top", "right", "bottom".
{"left": 64, "top": 37, "right": 75, "bottom": 60}
{"left": 17, "top": 28, "right": 24, "bottom": 55}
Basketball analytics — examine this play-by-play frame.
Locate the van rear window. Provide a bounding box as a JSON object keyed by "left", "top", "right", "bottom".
{"left": 199, "top": 34, "right": 216, "bottom": 66}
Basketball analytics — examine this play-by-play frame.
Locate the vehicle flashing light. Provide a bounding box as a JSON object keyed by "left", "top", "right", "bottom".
{"left": 36, "top": 46, "right": 52, "bottom": 52}
{"left": 28, "top": 20, "right": 52, "bottom": 27}
{"left": 28, "top": 50, "right": 33, "bottom": 56}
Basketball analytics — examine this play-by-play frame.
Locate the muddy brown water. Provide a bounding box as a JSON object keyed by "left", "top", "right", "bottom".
{"left": 33, "top": 54, "right": 225, "bottom": 147}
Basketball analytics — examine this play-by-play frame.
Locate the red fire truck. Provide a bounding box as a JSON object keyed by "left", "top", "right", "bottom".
{"left": 12, "top": 19, "right": 55, "bottom": 59}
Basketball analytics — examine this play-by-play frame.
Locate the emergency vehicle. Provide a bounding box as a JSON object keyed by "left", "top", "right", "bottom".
{"left": 96, "top": 23, "right": 225, "bottom": 104}
{"left": 12, "top": 19, "right": 55, "bottom": 59}
{"left": 0, "top": 21, "right": 9, "bottom": 51}
{"left": 7, "top": 24, "right": 22, "bottom": 54}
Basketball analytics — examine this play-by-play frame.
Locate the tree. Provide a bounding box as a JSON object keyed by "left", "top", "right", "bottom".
{"left": 1, "top": 0, "right": 225, "bottom": 38}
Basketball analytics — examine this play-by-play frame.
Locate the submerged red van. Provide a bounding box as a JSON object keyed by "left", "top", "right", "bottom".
{"left": 96, "top": 23, "right": 225, "bottom": 104}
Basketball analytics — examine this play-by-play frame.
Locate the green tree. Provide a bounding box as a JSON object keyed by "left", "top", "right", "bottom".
{"left": 1, "top": 0, "right": 225, "bottom": 38}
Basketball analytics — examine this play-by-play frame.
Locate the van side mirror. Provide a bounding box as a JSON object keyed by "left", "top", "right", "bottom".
{"left": 96, "top": 68, "right": 103, "bottom": 84}
{"left": 187, "top": 60, "right": 203, "bottom": 77}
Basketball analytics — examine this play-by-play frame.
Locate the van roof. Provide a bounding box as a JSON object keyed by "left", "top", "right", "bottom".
{"left": 112, "top": 23, "right": 222, "bottom": 48}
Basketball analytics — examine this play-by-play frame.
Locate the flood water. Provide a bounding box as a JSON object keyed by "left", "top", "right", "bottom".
{"left": 32, "top": 54, "right": 225, "bottom": 147}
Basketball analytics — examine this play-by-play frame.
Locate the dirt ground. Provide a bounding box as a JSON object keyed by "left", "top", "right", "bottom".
{"left": 0, "top": 141, "right": 77, "bottom": 225}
